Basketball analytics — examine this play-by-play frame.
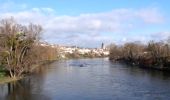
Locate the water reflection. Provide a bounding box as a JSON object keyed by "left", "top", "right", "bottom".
{"left": 109, "top": 62, "right": 170, "bottom": 80}
{"left": 0, "top": 64, "right": 52, "bottom": 100}
{"left": 0, "top": 58, "right": 170, "bottom": 100}
{"left": 0, "top": 78, "right": 51, "bottom": 100}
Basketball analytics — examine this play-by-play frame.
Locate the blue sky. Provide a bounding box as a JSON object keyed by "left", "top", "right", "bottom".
{"left": 0, "top": 0, "right": 170, "bottom": 47}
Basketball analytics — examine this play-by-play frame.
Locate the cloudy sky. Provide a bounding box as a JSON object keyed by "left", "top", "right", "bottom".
{"left": 0, "top": 0, "right": 170, "bottom": 47}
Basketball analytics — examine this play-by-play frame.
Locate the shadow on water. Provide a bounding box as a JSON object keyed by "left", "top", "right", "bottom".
{"left": 109, "top": 61, "right": 170, "bottom": 80}
{"left": 0, "top": 64, "right": 52, "bottom": 100}
{"left": 0, "top": 79, "right": 51, "bottom": 100}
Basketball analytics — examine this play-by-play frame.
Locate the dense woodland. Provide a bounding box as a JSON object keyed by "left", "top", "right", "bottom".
{"left": 109, "top": 40, "right": 170, "bottom": 70}
{"left": 0, "top": 18, "right": 59, "bottom": 78}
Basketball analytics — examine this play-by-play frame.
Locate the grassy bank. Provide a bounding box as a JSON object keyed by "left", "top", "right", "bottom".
{"left": 0, "top": 77, "right": 20, "bottom": 84}
{"left": 0, "top": 59, "right": 57, "bottom": 85}
{"left": 0, "top": 68, "right": 21, "bottom": 84}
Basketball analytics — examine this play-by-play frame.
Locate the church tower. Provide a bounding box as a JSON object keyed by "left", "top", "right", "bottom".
{"left": 101, "top": 43, "right": 105, "bottom": 49}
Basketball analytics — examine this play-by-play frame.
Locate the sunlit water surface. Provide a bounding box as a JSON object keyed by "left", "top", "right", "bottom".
{"left": 1, "top": 58, "right": 170, "bottom": 100}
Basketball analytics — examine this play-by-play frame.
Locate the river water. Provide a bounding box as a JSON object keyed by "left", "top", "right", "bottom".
{"left": 1, "top": 58, "right": 170, "bottom": 100}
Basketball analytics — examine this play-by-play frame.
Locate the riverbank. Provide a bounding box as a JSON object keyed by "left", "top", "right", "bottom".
{"left": 0, "top": 77, "right": 21, "bottom": 84}
{"left": 0, "top": 57, "right": 104, "bottom": 84}
{"left": 0, "top": 59, "right": 58, "bottom": 85}
{"left": 63, "top": 53, "right": 108, "bottom": 59}
{"left": 110, "top": 58, "right": 170, "bottom": 71}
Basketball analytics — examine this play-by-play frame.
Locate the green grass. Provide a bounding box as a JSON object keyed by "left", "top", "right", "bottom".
{"left": 0, "top": 65, "right": 6, "bottom": 78}
{"left": 0, "top": 70, "right": 5, "bottom": 78}
{"left": 0, "top": 65, "right": 19, "bottom": 84}
{"left": 0, "top": 72, "right": 5, "bottom": 77}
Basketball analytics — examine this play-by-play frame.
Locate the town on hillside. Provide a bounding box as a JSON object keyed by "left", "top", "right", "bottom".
{"left": 40, "top": 42, "right": 109, "bottom": 59}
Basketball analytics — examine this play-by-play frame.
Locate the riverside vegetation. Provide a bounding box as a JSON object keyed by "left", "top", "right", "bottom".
{"left": 0, "top": 18, "right": 59, "bottom": 83}
{"left": 0, "top": 17, "right": 108, "bottom": 84}
{"left": 1, "top": 17, "right": 170, "bottom": 84}
{"left": 109, "top": 40, "right": 170, "bottom": 71}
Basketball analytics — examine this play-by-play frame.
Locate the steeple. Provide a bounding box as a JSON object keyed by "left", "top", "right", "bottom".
{"left": 101, "top": 43, "right": 105, "bottom": 49}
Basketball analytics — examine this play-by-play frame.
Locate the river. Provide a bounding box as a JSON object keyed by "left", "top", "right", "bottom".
{"left": 0, "top": 58, "right": 170, "bottom": 100}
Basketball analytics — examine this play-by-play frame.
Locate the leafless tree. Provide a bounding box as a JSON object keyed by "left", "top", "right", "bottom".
{"left": 0, "top": 18, "right": 42, "bottom": 78}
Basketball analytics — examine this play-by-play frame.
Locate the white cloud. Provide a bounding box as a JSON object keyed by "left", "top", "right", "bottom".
{"left": 44, "top": 7, "right": 164, "bottom": 35}
{"left": 151, "top": 32, "right": 170, "bottom": 40}
{"left": 136, "top": 8, "right": 164, "bottom": 23}
{"left": 0, "top": 2, "right": 165, "bottom": 47}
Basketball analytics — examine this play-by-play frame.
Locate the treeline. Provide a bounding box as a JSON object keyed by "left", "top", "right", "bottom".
{"left": 109, "top": 40, "right": 170, "bottom": 70}
{"left": 0, "top": 18, "right": 59, "bottom": 78}
{"left": 65, "top": 50, "right": 106, "bottom": 59}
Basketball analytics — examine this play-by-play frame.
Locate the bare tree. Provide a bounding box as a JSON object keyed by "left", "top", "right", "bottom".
{"left": 122, "top": 42, "right": 145, "bottom": 61}
{"left": 109, "top": 44, "right": 123, "bottom": 60}
{"left": 0, "top": 18, "right": 42, "bottom": 78}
